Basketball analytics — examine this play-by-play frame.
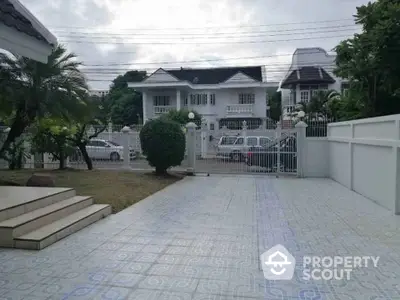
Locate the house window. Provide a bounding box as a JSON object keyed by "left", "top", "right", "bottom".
{"left": 239, "top": 93, "right": 255, "bottom": 104}
{"left": 209, "top": 123, "right": 215, "bottom": 130}
{"left": 153, "top": 95, "right": 170, "bottom": 106}
{"left": 190, "top": 94, "right": 207, "bottom": 105}
{"left": 184, "top": 97, "right": 188, "bottom": 106}
{"left": 210, "top": 94, "right": 216, "bottom": 105}
{"left": 300, "top": 91, "right": 310, "bottom": 102}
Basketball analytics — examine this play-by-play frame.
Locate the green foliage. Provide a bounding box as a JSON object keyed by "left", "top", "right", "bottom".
{"left": 334, "top": 0, "right": 400, "bottom": 117}
{"left": 110, "top": 93, "right": 142, "bottom": 125}
{"left": 0, "top": 44, "right": 88, "bottom": 157}
{"left": 68, "top": 95, "right": 109, "bottom": 170}
{"left": 1, "top": 138, "right": 30, "bottom": 170}
{"left": 139, "top": 119, "right": 185, "bottom": 174}
{"left": 159, "top": 109, "right": 202, "bottom": 126}
{"left": 107, "top": 71, "right": 146, "bottom": 125}
{"left": 268, "top": 91, "right": 281, "bottom": 122}
{"left": 31, "top": 119, "right": 77, "bottom": 169}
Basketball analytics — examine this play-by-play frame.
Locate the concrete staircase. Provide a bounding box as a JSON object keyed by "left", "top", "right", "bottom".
{"left": 0, "top": 187, "right": 111, "bottom": 250}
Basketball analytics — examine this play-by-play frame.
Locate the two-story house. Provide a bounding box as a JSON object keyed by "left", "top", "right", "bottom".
{"left": 280, "top": 47, "right": 349, "bottom": 120}
{"left": 89, "top": 90, "right": 109, "bottom": 98}
{"left": 128, "top": 66, "right": 276, "bottom": 129}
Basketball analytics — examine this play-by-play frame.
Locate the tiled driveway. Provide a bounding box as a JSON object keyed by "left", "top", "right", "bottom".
{"left": 1, "top": 176, "right": 400, "bottom": 299}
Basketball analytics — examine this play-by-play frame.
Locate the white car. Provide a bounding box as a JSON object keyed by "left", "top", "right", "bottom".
{"left": 86, "top": 139, "right": 136, "bottom": 161}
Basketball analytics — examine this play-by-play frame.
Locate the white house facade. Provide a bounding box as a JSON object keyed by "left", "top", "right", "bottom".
{"left": 128, "top": 66, "right": 277, "bottom": 129}
{"left": 0, "top": 0, "right": 56, "bottom": 63}
{"left": 280, "top": 47, "right": 349, "bottom": 120}
{"left": 89, "top": 90, "right": 109, "bottom": 97}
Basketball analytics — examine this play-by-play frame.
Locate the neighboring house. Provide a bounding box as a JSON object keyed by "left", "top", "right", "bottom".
{"left": 279, "top": 47, "right": 348, "bottom": 121}
{"left": 128, "top": 66, "right": 277, "bottom": 129}
{"left": 89, "top": 90, "right": 109, "bottom": 98}
{"left": 0, "top": 0, "right": 56, "bottom": 63}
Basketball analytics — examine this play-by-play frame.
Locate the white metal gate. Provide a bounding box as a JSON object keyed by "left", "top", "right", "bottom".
{"left": 195, "top": 122, "right": 298, "bottom": 175}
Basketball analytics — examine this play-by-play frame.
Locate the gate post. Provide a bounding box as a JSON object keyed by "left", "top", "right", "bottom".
{"left": 276, "top": 121, "right": 282, "bottom": 172}
{"left": 121, "top": 126, "right": 131, "bottom": 169}
{"left": 242, "top": 120, "right": 247, "bottom": 139}
{"left": 108, "top": 122, "right": 112, "bottom": 141}
{"left": 185, "top": 121, "right": 197, "bottom": 175}
{"left": 295, "top": 121, "right": 308, "bottom": 177}
{"left": 200, "top": 119, "right": 208, "bottom": 159}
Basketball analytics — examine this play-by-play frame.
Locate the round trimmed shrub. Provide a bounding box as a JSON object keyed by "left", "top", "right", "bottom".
{"left": 140, "top": 118, "right": 185, "bottom": 174}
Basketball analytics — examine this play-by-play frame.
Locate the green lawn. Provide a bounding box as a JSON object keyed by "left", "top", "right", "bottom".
{"left": 0, "top": 169, "right": 182, "bottom": 213}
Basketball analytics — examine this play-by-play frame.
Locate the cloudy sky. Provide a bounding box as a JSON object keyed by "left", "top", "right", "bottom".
{"left": 21, "top": 0, "right": 369, "bottom": 89}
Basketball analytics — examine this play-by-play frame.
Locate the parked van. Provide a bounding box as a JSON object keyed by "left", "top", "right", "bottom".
{"left": 217, "top": 136, "right": 273, "bottom": 161}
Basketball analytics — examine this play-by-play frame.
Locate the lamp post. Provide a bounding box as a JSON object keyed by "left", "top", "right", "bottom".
{"left": 121, "top": 126, "right": 131, "bottom": 169}
{"left": 186, "top": 112, "right": 196, "bottom": 175}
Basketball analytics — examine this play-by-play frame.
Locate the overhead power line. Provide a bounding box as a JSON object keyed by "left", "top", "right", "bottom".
{"left": 54, "top": 24, "right": 358, "bottom": 38}
{"left": 48, "top": 18, "right": 355, "bottom": 31}
{"left": 81, "top": 50, "right": 338, "bottom": 66}
{"left": 56, "top": 27, "right": 359, "bottom": 41}
{"left": 79, "top": 61, "right": 339, "bottom": 72}
{"left": 59, "top": 34, "right": 353, "bottom": 45}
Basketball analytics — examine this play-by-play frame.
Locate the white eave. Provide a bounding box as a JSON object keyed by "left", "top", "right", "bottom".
{"left": 0, "top": 0, "right": 57, "bottom": 63}
{"left": 128, "top": 81, "right": 276, "bottom": 90}
{"left": 9, "top": 0, "right": 57, "bottom": 45}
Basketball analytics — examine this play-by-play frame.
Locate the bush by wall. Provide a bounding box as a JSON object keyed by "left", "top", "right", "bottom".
{"left": 139, "top": 118, "right": 185, "bottom": 174}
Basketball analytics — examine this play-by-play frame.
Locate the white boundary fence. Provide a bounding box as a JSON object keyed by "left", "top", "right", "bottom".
{"left": 327, "top": 114, "right": 400, "bottom": 214}
{"left": 1, "top": 120, "right": 307, "bottom": 176}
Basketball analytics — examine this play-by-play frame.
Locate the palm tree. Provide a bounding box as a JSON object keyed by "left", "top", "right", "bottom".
{"left": 0, "top": 44, "right": 88, "bottom": 158}
{"left": 293, "top": 90, "right": 341, "bottom": 121}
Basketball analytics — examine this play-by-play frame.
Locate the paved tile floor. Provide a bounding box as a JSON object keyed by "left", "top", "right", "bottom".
{"left": 1, "top": 176, "right": 400, "bottom": 299}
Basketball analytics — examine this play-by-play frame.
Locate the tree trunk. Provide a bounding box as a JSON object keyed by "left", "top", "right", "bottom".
{"left": 59, "top": 151, "right": 66, "bottom": 170}
{"left": 78, "top": 143, "right": 93, "bottom": 170}
{"left": 0, "top": 119, "right": 28, "bottom": 159}
{"left": 155, "top": 166, "right": 167, "bottom": 175}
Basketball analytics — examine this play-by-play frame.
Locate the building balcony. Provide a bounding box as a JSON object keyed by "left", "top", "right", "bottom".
{"left": 226, "top": 104, "right": 254, "bottom": 116}
{"left": 154, "top": 105, "right": 175, "bottom": 115}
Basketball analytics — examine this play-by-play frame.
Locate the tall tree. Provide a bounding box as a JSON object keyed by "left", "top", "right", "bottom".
{"left": 69, "top": 94, "right": 109, "bottom": 170}
{"left": 108, "top": 70, "right": 147, "bottom": 125}
{"left": 268, "top": 91, "right": 282, "bottom": 122}
{"left": 334, "top": 0, "right": 400, "bottom": 117}
{"left": 0, "top": 44, "right": 88, "bottom": 158}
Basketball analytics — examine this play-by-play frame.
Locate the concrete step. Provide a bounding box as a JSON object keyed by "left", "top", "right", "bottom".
{"left": 0, "top": 196, "right": 93, "bottom": 248}
{"left": 14, "top": 204, "right": 112, "bottom": 250}
{"left": 0, "top": 187, "right": 76, "bottom": 222}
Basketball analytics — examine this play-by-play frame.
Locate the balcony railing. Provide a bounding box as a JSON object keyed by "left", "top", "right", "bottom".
{"left": 226, "top": 104, "right": 254, "bottom": 115}
{"left": 154, "top": 105, "right": 175, "bottom": 115}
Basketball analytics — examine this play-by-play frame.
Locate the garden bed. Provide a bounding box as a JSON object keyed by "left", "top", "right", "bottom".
{"left": 0, "top": 169, "right": 183, "bottom": 213}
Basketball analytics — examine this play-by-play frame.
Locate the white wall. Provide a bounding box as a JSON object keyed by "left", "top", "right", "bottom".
{"left": 327, "top": 115, "right": 400, "bottom": 213}
{"left": 145, "top": 90, "right": 178, "bottom": 119}
{"left": 144, "top": 87, "right": 267, "bottom": 124}
{"left": 185, "top": 88, "right": 266, "bottom": 121}
{"left": 304, "top": 138, "right": 329, "bottom": 177}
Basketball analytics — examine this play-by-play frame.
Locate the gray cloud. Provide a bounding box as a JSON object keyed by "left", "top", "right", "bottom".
{"left": 20, "top": 0, "right": 370, "bottom": 88}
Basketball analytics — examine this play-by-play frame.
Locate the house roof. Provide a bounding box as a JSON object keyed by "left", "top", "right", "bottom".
{"left": 166, "top": 66, "right": 263, "bottom": 84}
{"left": 0, "top": 0, "right": 48, "bottom": 43}
{"left": 281, "top": 66, "right": 335, "bottom": 89}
